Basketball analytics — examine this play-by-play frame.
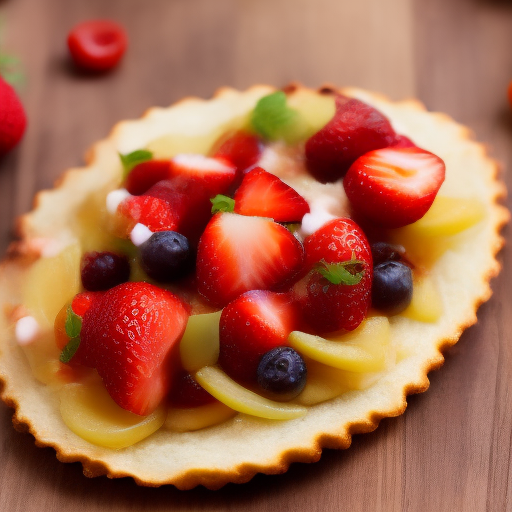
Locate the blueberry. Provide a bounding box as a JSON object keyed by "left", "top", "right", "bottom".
{"left": 372, "top": 260, "right": 413, "bottom": 315}
{"left": 139, "top": 231, "right": 192, "bottom": 282}
{"left": 81, "top": 251, "right": 130, "bottom": 291}
{"left": 371, "top": 241, "right": 406, "bottom": 265}
{"left": 257, "top": 347, "right": 307, "bottom": 401}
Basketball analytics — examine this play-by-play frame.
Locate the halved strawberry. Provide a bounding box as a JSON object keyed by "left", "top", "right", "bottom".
{"left": 144, "top": 177, "right": 214, "bottom": 245}
{"left": 212, "top": 130, "right": 262, "bottom": 175}
{"left": 218, "top": 290, "right": 300, "bottom": 382}
{"left": 305, "top": 95, "right": 398, "bottom": 183}
{"left": 196, "top": 212, "right": 305, "bottom": 307}
{"left": 293, "top": 218, "right": 373, "bottom": 333}
{"left": 233, "top": 167, "right": 310, "bottom": 222}
{"left": 343, "top": 146, "right": 446, "bottom": 228}
{"left": 125, "top": 160, "right": 172, "bottom": 195}
{"left": 169, "top": 154, "right": 236, "bottom": 196}
{"left": 79, "top": 282, "right": 189, "bottom": 416}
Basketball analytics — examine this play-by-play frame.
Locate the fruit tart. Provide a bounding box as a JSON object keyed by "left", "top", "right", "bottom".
{"left": 0, "top": 84, "right": 507, "bottom": 489}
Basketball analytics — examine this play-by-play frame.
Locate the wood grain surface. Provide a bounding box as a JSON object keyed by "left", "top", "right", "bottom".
{"left": 1, "top": 0, "right": 512, "bottom": 510}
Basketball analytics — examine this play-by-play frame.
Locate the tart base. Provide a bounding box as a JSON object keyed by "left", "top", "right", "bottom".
{"left": 0, "top": 85, "right": 508, "bottom": 489}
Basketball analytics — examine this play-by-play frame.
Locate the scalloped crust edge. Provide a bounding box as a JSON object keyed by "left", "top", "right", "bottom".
{"left": 0, "top": 84, "right": 509, "bottom": 490}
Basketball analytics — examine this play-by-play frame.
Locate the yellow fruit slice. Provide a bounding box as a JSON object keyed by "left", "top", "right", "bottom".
{"left": 22, "top": 242, "right": 81, "bottom": 329}
{"left": 59, "top": 382, "right": 166, "bottom": 449}
{"left": 288, "top": 316, "right": 390, "bottom": 373}
{"left": 165, "top": 402, "right": 237, "bottom": 432}
{"left": 402, "top": 274, "right": 443, "bottom": 323}
{"left": 180, "top": 311, "right": 221, "bottom": 372}
{"left": 297, "top": 361, "right": 351, "bottom": 405}
{"left": 194, "top": 366, "right": 308, "bottom": 420}
{"left": 147, "top": 115, "right": 249, "bottom": 160}
{"left": 401, "top": 196, "right": 486, "bottom": 238}
{"left": 74, "top": 191, "right": 113, "bottom": 253}
{"left": 287, "top": 89, "right": 335, "bottom": 138}
{"left": 390, "top": 196, "right": 486, "bottom": 266}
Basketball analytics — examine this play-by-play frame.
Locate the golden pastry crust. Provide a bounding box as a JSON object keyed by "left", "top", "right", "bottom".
{"left": 0, "top": 85, "right": 508, "bottom": 489}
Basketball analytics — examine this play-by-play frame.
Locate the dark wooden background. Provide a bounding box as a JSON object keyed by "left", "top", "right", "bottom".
{"left": 1, "top": 0, "right": 512, "bottom": 510}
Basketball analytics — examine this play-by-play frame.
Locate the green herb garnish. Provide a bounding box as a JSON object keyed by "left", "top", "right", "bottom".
{"left": 250, "top": 91, "right": 309, "bottom": 144}
{"left": 60, "top": 306, "right": 82, "bottom": 363}
{"left": 119, "top": 149, "right": 153, "bottom": 178}
{"left": 315, "top": 257, "right": 365, "bottom": 286}
{"left": 211, "top": 194, "right": 235, "bottom": 214}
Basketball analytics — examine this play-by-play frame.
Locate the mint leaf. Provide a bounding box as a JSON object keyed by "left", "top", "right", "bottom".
{"left": 251, "top": 91, "right": 309, "bottom": 143}
{"left": 119, "top": 149, "right": 153, "bottom": 178}
{"left": 65, "top": 306, "right": 82, "bottom": 339}
{"left": 315, "top": 258, "right": 365, "bottom": 286}
{"left": 211, "top": 194, "right": 235, "bottom": 214}
{"left": 59, "top": 336, "right": 81, "bottom": 364}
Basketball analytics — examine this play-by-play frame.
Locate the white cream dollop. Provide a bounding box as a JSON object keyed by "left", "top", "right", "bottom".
{"left": 106, "top": 188, "right": 132, "bottom": 214}
{"left": 130, "top": 223, "right": 153, "bottom": 246}
{"left": 15, "top": 316, "right": 40, "bottom": 346}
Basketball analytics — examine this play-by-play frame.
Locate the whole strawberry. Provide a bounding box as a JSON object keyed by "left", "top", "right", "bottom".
{"left": 305, "top": 95, "right": 397, "bottom": 183}
{"left": 0, "top": 76, "right": 26, "bottom": 155}
{"left": 294, "top": 218, "right": 373, "bottom": 333}
{"left": 79, "top": 282, "right": 189, "bottom": 415}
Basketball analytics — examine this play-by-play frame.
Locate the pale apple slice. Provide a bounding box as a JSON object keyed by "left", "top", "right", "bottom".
{"left": 180, "top": 311, "right": 221, "bottom": 372}
{"left": 194, "top": 366, "right": 308, "bottom": 420}
{"left": 59, "top": 382, "right": 166, "bottom": 449}
{"left": 165, "top": 402, "right": 237, "bottom": 432}
{"left": 288, "top": 316, "right": 390, "bottom": 373}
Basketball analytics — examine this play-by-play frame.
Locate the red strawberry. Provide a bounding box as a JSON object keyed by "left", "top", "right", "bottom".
{"left": 54, "top": 291, "right": 104, "bottom": 363}
{"left": 392, "top": 135, "right": 416, "bottom": 148}
{"left": 293, "top": 218, "right": 373, "bottom": 333}
{"left": 79, "top": 282, "right": 189, "bottom": 415}
{"left": 144, "top": 177, "right": 214, "bottom": 245}
{"left": 67, "top": 19, "right": 127, "bottom": 72}
{"left": 169, "top": 154, "right": 236, "bottom": 196}
{"left": 233, "top": 167, "right": 310, "bottom": 222}
{"left": 0, "top": 77, "right": 27, "bottom": 156}
{"left": 169, "top": 370, "right": 216, "bottom": 408}
{"left": 196, "top": 212, "right": 305, "bottom": 307}
{"left": 218, "top": 290, "right": 300, "bottom": 382}
{"left": 118, "top": 194, "right": 177, "bottom": 234}
{"left": 343, "top": 146, "right": 446, "bottom": 228}
{"left": 212, "top": 130, "right": 262, "bottom": 174}
{"left": 305, "top": 95, "right": 397, "bottom": 183}
{"left": 125, "top": 160, "right": 172, "bottom": 195}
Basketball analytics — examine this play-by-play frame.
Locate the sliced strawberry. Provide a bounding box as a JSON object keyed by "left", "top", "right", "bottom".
{"left": 305, "top": 95, "right": 397, "bottom": 183}
{"left": 169, "top": 154, "right": 236, "bottom": 196}
{"left": 144, "top": 177, "right": 213, "bottom": 245}
{"left": 196, "top": 213, "right": 305, "bottom": 307}
{"left": 212, "top": 130, "right": 262, "bottom": 174}
{"left": 343, "top": 146, "right": 446, "bottom": 228}
{"left": 218, "top": 290, "right": 300, "bottom": 382}
{"left": 125, "top": 160, "right": 172, "bottom": 195}
{"left": 79, "top": 282, "right": 189, "bottom": 416}
{"left": 117, "top": 194, "right": 177, "bottom": 234}
{"left": 233, "top": 167, "right": 310, "bottom": 222}
{"left": 293, "top": 218, "right": 373, "bottom": 333}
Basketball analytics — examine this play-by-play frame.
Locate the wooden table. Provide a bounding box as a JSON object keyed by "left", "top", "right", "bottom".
{"left": 1, "top": 0, "right": 511, "bottom": 510}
